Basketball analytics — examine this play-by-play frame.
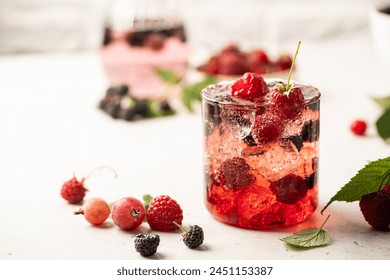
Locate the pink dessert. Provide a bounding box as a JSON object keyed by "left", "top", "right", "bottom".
{"left": 202, "top": 73, "right": 320, "bottom": 230}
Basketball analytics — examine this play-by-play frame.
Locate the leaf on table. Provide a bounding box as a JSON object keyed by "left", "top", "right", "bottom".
{"left": 376, "top": 109, "right": 390, "bottom": 142}
{"left": 281, "top": 215, "right": 331, "bottom": 248}
{"left": 321, "top": 156, "right": 390, "bottom": 213}
{"left": 372, "top": 96, "right": 390, "bottom": 110}
{"left": 155, "top": 68, "right": 182, "bottom": 85}
{"left": 182, "top": 75, "right": 218, "bottom": 112}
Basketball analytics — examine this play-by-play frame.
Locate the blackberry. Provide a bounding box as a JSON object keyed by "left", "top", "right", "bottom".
{"left": 174, "top": 222, "right": 204, "bottom": 249}
{"left": 204, "top": 103, "right": 222, "bottom": 125}
{"left": 134, "top": 233, "right": 160, "bottom": 257}
{"left": 117, "top": 85, "right": 129, "bottom": 96}
{"left": 301, "top": 120, "right": 320, "bottom": 142}
{"left": 243, "top": 134, "right": 257, "bottom": 147}
{"left": 219, "top": 157, "right": 255, "bottom": 190}
{"left": 305, "top": 171, "right": 318, "bottom": 189}
{"left": 359, "top": 191, "right": 390, "bottom": 231}
{"left": 285, "top": 135, "right": 303, "bottom": 151}
{"left": 270, "top": 174, "right": 308, "bottom": 204}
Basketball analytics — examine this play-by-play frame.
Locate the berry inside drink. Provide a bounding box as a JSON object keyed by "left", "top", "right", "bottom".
{"left": 202, "top": 74, "right": 320, "bottom": 230}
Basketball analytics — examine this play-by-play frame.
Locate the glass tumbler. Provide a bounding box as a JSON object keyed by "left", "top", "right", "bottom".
{"left": 202, "top": 79, "right": 320, "bottom": 230}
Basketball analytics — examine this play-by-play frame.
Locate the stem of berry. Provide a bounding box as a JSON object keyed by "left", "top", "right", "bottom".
{"left": 318, "top": 214, "right": 331, "bottom": 232}
{"left": 173, "top": 221, "right": 188, "bottom": 233}
{"left": 74, "top": 209, "right": 84, "bottom": 215}
{"left": 285, "top": 41, "right": 301, "bottom": 92}
{"left": 84, "top": 165, "right": 118, "bottom": 180}
{"left": 378, "top": 170, "right": 390, "bottom": 191}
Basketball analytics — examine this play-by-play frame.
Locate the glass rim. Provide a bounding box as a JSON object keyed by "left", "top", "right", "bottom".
{"left": 201, "top": 79, "right": 321, "bottom": 109}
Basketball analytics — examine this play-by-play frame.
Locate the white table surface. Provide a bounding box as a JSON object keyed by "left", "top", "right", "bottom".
{"left": 1, "top": 30, "right": 390, "bottom": 260}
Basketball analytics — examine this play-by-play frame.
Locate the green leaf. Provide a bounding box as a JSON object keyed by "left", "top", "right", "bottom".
{"left": 321, "top": 157, "right": 390, "bottom": 213}
{"left": 372, "top": 96, "right": 390, "bottom": 110}
{"left": 142, "top": 194, "right": 153, "bottom": 222}
{"left": 376, "top": 109, "right": 390, "bottom": 142}
{"left": 145, "top": 100, "right": 176, "bottom": 118}
{"left": 182, "top": 76, "right": 218, "bottom": 112}
{"left": 281, "top": 215, "right": 331, "bottom": 248}
{"left": 155, "top": 68, "right": 182, "bottom": 85}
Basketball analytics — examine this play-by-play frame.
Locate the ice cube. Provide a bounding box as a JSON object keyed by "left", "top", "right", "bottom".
{"left": 243, "top": 141, "right": 301, "bottom": 181}
{"left": 220, "top": 107, "right": 255, "bottom": 139}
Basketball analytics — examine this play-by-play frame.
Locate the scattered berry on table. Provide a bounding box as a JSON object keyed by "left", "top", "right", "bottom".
{"left": 350, "top": 119, "right": 367, "bottom": 136}
{"left": 111, "top": 197, "right": 146, "bottom": 231}
{"left": 146, "top": 195, "right": 183, "bottom": 232}
{"left": 270, "top": 174, "right": 308, "bottom": 204}
{"left": 359, "top": 189, "right": 390, "bottom": 231}
{"left": 74, "top": 197, "right": 110, "bottom": 225}
{"left": 230, "top": 72, "right": 269, "bottom": 100}
{"left": 219, "top": 157, "right": 255, "bottom": 190}
{"left": 174, "top": 222, "right": 204, "bottom": 249}
{"left": 60, "top": 176, "right": 87, "bottom": 204}
{"left": 134, "top": 233, "right": 160, "bottom": 257}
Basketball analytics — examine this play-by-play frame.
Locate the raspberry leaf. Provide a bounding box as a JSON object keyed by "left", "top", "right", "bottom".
{"left": 281, "top": 215, "right": 331, "bottom": 248}
{"left": 372, "top": 96, "right": 390, "bottom": 110}
{"left": 376, "top": 109, "right": 390, "bottom": 142}
{"left": 321, "top": 157, "right": 390, "bottom": 213}
{"left": 182, "top": 76, "right": 218, "bottom": 112}
{"left": 155, "top": 68, "right": 182, "bottom": 85}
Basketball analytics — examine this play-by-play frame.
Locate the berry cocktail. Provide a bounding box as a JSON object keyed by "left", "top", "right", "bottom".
{"left": 202, "top": 72, "right": 320, "bottom": 230}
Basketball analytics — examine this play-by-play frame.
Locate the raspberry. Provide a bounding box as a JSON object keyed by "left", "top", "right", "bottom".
{"left": 146, "top": 195, "right": 183, "bottom": 232}
{"left": 251, "top": 113, "right": 283, "bottom": 144}
{"left": 246, "top": 50, "right": 269, "bottom": 70}
{"left": 218, "top": 52, "right": 247, "bottom": 75}
{"left": 230, "top": 72, "right": 269, "bottom": 100}
{"left": 275, "top": 54, "right": 293, "bottom": 71}
{"left": 219, "top": 157, "right": 255, "bottom": 190}
{"left": 60, "top": 176, "right": 87, "bottom": 204}
{"left": 270, "top": 174, "right": 308, "bottom": 204}
{"left": 174, "top": 222, "right": 204, "bottom": 249}
{"left": 359, "top": 191, "right": 390, "bottom": 231}
{"left": 134, "top": 233, "right": 160, "bottom": 257}
{"left": 351, "top": 119, "right": 367, "bottom": 136}
{"left": 269, "top": 87, "right": 305, "bottom": 120}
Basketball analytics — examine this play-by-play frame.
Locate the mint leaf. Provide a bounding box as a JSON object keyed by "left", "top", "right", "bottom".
{"left": 321, "top": 157, "right": 390, "bottom": 213}
{"left": 182, "top": 76, "right": 218, "bottom": 112}
{"left": 281, "top": 215, "right": 331, "bottom": 248}
{"left": 155, "top": 68, "right": 182, "bottom": 85}
{"left": 372, "top": 96, "right": 390, "bottom": 110}
{"left": 376, "top": 109, "right": 390, "bottom": 142}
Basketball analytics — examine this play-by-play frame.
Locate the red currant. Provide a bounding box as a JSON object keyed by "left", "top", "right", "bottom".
{"left": 74, "top": 197, "right": 110, "bottom": 225}
{"left": 350, "top": 119, "right": 367, "bottom": 136}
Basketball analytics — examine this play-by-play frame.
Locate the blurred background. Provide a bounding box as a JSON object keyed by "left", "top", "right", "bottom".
{"left": 0, "top": 0, "right": 388, "bottom": 54}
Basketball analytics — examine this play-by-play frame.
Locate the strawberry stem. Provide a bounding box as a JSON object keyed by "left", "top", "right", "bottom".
{"left": 286, "top": 41, "right": 301, "bottom": 92}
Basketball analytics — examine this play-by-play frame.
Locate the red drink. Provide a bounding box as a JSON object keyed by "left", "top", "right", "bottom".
{"left": 202, "top": 78, "right": 320, "bottom": 230}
